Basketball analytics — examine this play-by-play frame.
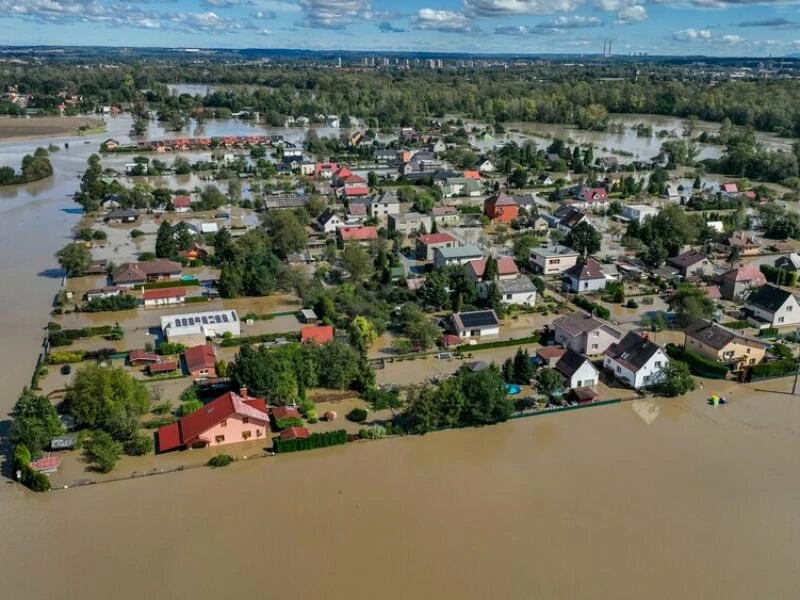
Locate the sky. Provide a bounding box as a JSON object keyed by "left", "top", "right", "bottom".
{"left": 2, "top": 0, "right": 800, "bottom": 56}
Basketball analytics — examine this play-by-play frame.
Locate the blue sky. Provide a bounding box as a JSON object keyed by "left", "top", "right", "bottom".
{"left": 2, "top": 0, "right": 800, "bottom": 56}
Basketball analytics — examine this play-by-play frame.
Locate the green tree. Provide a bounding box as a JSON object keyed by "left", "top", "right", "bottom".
{"left": 566, "top": 221, "right": 601, "bottom": 255}
{"left": 341, "top": 243, "right": 374, "bottom": 282}
{"left": 155, "top": 220, "right": 176, "bottom": 259}
{"left": 512, "top": 348, "right": 534, "bottom": 384}
{"left": 349, "top": 316, "right": 378, "bottom": 352}
{"left": 263, "top": 210, "right": 308, "bottom": 258}
{"left": 178, "top": 399, "right": 203, "bottom": 416}
{"left": 10, "top": 388, "right": 63, "bottom": 456}
{"left": 55, "top": 242, "right": 91, "bottom": 277}
{"left": 86, "top": 430, "right": 122, "bottom": 473}
{"left": 363, "top": 387, "right": 403, "bottom": 415}
{"left": 536, "top": 368, "right": 565, "bottom": 398}
{"left": 508, "top": 167, "right": 528, "bottom": 188}
{"left": 108, "top": 322, "right": 125, "bottom": 341}
{"left": 658, "top": 360, "right": 696, "bottom": 397}
{"left": 669, "top": 284, "right": 716, "bottom": 328}
{"left": 482, "top": 255, "right": 498, "bottom": 282}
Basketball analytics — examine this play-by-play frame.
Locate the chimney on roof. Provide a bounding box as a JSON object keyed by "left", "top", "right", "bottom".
{"left": 239, "top": 387, "right": 248, "bottom": 399}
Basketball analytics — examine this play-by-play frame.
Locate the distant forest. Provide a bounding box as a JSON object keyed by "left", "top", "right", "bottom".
{"left": 3, "top": 59, "right": 800, "bottom": 136}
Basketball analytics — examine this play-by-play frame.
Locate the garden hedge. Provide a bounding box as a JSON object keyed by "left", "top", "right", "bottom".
{"left": 665, "top": 344, "right": 728, "bottom": 379}
{"left": 273, "top": 429, "right": 348, "bottom": 453}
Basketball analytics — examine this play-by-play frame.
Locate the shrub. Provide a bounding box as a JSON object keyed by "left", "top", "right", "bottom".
{"left": 83, "top": 295, "right": 138, "bottom": 312}
{"left": 346, "top": 407, "right": 368, "bottom": 422}
{"left": 47, "top": 350, "right": 86, "bottom": 364}
{"left": 157, "top": 342, "right": 186, "bottom": 355}
{"left": 572, "top": 295, "right": 611, "bottom": 319}
{"left": 759, "top": 328, "right": 780, "bottom": 339}
{"left": 178, "top": 399, "right": 203, "bottom": 416}
{"left": 664, "top": 344, "right": 728, "bottom": 379}
{"left": 749, "top": 358, "right": 798, "bottom": 380}
{"left": 184, "top": 296, "right": 209, "bottom": 304}
{"left": 455, "top": 333, "right": 540, "bottom": 352}
{"left": 359, "top": 424, "right": 386, "bottom": 439}
{"left": 142, "top": 416, "right": 177, "bottom": 429}
{"left": 276, "top": 416, "right": 304, "bottom": 429}
{"left": 771, "top": 342, "right": 794, "bottom": 360}
{"left": 124, "top": 432, "right": 154, "bottom": 456}
{"left": 208, "top": 454, "right": 234, "bottom": 467}
{"left": 723, "top": 320, "right": 749, "bottom": 330}
{"left": 130, "top": 229, "right": 145, "bottom": 239}
{"left": 760, "top": 264, "right": 799, "bottom": 287}
{"left": 219, "top": 331, "right": 300, "bottom": 347}
{"left": 273, "top": 429, "right": 348, "bottom": 453}
{"left": 150, "top": 401, "right": 173, "bottom": 415}
{"left": 626, "top": 298, "right": 639, "bottom": 309}
{"left": 85, "top": 431, "right": 122, "bottom": 473}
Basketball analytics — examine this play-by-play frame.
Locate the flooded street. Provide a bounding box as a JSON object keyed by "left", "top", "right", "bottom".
{"left": 1, "top": 111, "right": 800, "bottom": 599}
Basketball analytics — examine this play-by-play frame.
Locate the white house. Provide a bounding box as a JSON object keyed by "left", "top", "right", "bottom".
{"left": 555, "top": 349, "right": 600, "bottom": 389}
{"left": 450, "top": 310, "right": 500, "bottom": 339}
{"left": 603, "top": 331, "right": 668, "bottom": 389}
{"left": 744, "top": 285, "right": 800, "bottom": 328}
{"left": 478, "top": 160, "right": 496, "bottom": 173}
{"left": 563, "top": 258, "right": 607, "bottom": 294}
{"left": 622, "top": 204, "right": 659, "bottom": 224}
{"left": 531, "top": 245, "right": 580, "bottom": 276}
{"left": 497, "top": 278, "right": 537, "bottom": 307}
{"left": 143, "top": 287, "right": 186, "bottom": 307}
{"left": 316, "top": 208, "right": 345, "bottom": 233}
{"left": 552, "top": 313, "right": 622, "bottom": 355}
{"left": 434, "top": 244, "right": 483, "bottom": 269}
{"left": 160, "top": 309, "right": 240, "bottom": 346}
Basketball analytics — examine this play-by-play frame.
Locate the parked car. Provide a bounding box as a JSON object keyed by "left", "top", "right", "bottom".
{"left": 60, "top": 365, "right": 72, "bottom": 376}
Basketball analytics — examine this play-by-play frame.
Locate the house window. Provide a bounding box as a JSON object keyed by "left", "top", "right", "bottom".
{"left": 655, "top": 361, "right": 662, "bottom": 368}
{"left": 591, "top": 344, "right": 598, "bottom": 350}
{"left": 583, "top": 282, "right": 589, "bottom": 289}
{"left": 242, "top": 431, "right": 251, "bottom": 440}
{"left": 616, "top": 366, "right": 621, "bottom": 373}
{"left": 594, "top": 331, "right": 599, "bottom": 336}
{"left": 215, "top": 435, "right": 225, "bottom": 443}
{"left": 256, "top": 429, "right": 263, "bottom": 437}
{"left": 778, "top": 317, "right": 785, "bottom": 324}
{"left": 722, "top": 351, "right": 734, "bottom": 360}
{"left": 788, "top": 306, "right": 794, "bottom": 312}
{"left": 242, "top": 417, "right": 249, "bottom": 424}
{"left": 220, "top": 420, "right": 227, "bottom": 427}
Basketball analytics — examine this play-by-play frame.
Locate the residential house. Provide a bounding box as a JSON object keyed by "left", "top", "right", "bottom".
{"left": 160, "top": 310, "right": 241, "bottom": 346}
{"left": 389, "top": 212, "right": 432, "bottom": 236}
{"left": 316, "top": 208, "right": 345, "bottom": 233}
{"left": 366, "top": 191, "right": 401, "bottom": 219}
{"left": 536, "top": 346, "right": 566, "bottom": 367}
{"left": 433, "top": 244, "right": 483, "bottom": 269}
{"left": 440, "top": 177, "right": 482, "bottom": 198}
{"left": 665, "top": 183, "right": 691, "bottom": 205}
{"left": 338, "top": 174, "right": 370, "bottom": 199}
{"left": 596, "top": 156, "right": 619, "bottom": 171}
{"left": 450, "top": 310, "right": 500, "bottom": 339}
{"left": 685, "top": 319, "right": 767, "bottom": 372}
{"left": 725, "top": 231, "right": 760, "bottom": 256}
{"left": 720, "top": 264, "right": 767, "bottom": 301}
{"left": 744, "top": 285, "right": 800, "bottom": 328}
{"left": 603, "top": 331, "right": 669, "bottom": 389}
{"left": 555, "top": 349, "right": 600, "bottom": 389}
{"left": 149, "top": 361, "right": 178, "bottom": 375}
{"left": 183, "top": 344, "right": 217, "bottom": 379}
{"left": 563, "top": 258, "right": 607, "bottom": 294}
{"left": 429, "top": 139, "right": 447, "bottom": 154}
{"left": 721, "top": 182, "right": 739, "bottom": 196}
{"left": 85, "top": 286, "right": 124, "bottom": 302}
{"left": 431, "top": 206, "right": 461, "bottom": 227}
{"left": 315, "top": 161, "right": 338, "bottom": 179}
{"left": 416, "top": 232, "right": 459, "bottom": 261}
{"left": 104, "top": 209, "right": 139, "bottom": 224}
{"left": 463, "top": 170, "right": 481, "bottom": 180}
{"left": 263, "top": 195, "right": 308, "bottom": 210}
{"left": 553, "top": 205, "right": 589, "bottom": 233}
{"left": 552, "top": 313, "right": 622, "bottom": 355}
{"left": 666, "top": 250, "right": 715, "bottom": 278}
{"left": 531, "top": 245, "right": 580, "bottom": 276}
{"left": 465, "top": 257, "right": 519, "bottom": 283}
{"left": 156, "top": 389, "right": 268, "bottom": 452}
{"left": 484, "top": 192, "right": 519, "bottom": 224}
{"left": 300, "top": 325, "right": 335, "bottom": 345}
{"left": 112, "top": 260, "right": 182, "bottom": 287}
{"left": 497, "top": 277, "right": 537, "bottom": 306}
{"left": 373, "top": 149, "right": 397, "bottom": 163}
{"left": 143, "top": 287, "right": 186, "bottom": 307}
{"left": 536, "top": 174, "right": 554, "bottom": 186}
{"left": 478, "top": 160, "right": 496, "bottom": 173}
{"left": 172, "top": 196, "right": 192, "bottom": 213}
{"left": 775, "top": 253, "right": 800, "bottom": 272}
{"left": 128, "top": 350, "right": 160, "bottom": 366}
{"left": 621, "top": 204, "right": 659, "bottom": 224}
{"left": 338, "top": 226, "right": 379, "bottom": 246}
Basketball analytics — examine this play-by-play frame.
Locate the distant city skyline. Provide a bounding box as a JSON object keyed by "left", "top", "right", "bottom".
{"left": 1, "top": 1, "right": 800, "bottom": 56}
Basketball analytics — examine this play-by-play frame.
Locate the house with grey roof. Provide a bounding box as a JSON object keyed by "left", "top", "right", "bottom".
{"left": 555, "top": 349, "right": 600, "bottom": 389}
{"left": 603, "top": 331, "right": 668, "bottom": 389}
{"left": 531, "top": 245, "right": 580, "bottom": 276}
{"left": 497, "top": 277, "right": 537, "bottom": 307}
{"left": 433, "top": 244, "right": 483, "bottom": 269}
{"left": 744, "top": 284, "right": 800, "bottom": 328}
{"left": 388, "top": 212, "right": 432, "bottom": 236}
{"left": 666, "top": 250, "right": 714, "bottom": 278}
{"left": 563, "top": 258, "right": 607, "bottom": 293}
{"left": 552, "top": 313, "right": 621, "bottom": 355}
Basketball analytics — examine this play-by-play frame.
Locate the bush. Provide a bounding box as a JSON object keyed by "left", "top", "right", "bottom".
{"left": 48, "top": 350, "right": 86, "bottom": 364}
{"left": 572, "top": 295, "right": 611, "bottom": 320}
{"left": 138, "top": 279, "right": 199, "bottom": 290}
{"left": 760, "top": 264, "right": 799, "bottom": 287}
{"left": 85, "top": 431, "right": 122, "bottom": 473}
{"left": 208, "top": 454, "right": 234, "bottom": 467}
{"left": 124, "top": 432, "right": 154, "bottom": 456}
{"left": 184, "top": 295, "right": 209, "bottom": 304}
{"left": 83, "top": 295, "right": 138, "bottom": 312}
{"left": 749, "top": 358, "right": 798, "bottom": 380}
{"left": 759, "top": 328, "right": 780, "bottom": 339}
{"left": 455, "top": 333, "right": 540, "bottom": 352}
{"left": 626, "top": 298, "right": 639, "bottom": 309}
{"left": 359, "top": 424, "right": 386, "bottom": 439}
{"left": 723, "top": 320, "right": 749, "bottom": 330}
{"left": 218, "top": 331, "right": 300, "bottom": 347}
{"left": 142, "top": 416, "right": 177, "bottom": 429}
{"left": 273, "top": 429, "right": 348, "bottom": 453}
{"left": 130, "top": 229, "right": 145, "bottom": 239}
{"left": 276, "top": 416, "right": 304, "bottom": 430}
{"left": 346, "top": 407, "right": 368, "bottom": 422}
{"left": 664, "top": 344, "right": 728, "bottom": 379}
{"left": 178, "top": 399, "right": 203, "bottom": 416}
{"left": 157, "top": 342, "right": 186, "bottom": 355}
{"left": 150, "top": 401, "right": 173, "bottom": 415}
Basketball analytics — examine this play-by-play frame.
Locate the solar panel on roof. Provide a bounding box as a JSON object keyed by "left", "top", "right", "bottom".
{"left": 181, "top": 318, "right": 188, "bottom": 327}
{"left": 231, "top": 312, "right": 238, "bottom": 321}
{"left": 214, "top": 315, "right": 222, "bottom": 323}
{"left": 188, "top": 318, "right": 195, "bottom": 326}
{"left": 459, "top": 311, "right": 498, "bottom": 328}
{"left": 202, "top": 316, "right": 209, "bottom": 324}
{"left": 221, "top": 314, "right": 229, "bottom": 323}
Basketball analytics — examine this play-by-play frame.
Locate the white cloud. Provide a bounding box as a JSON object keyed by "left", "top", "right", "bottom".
{"left": 496, "top": 15, "right": 601, "bottom": 35}
{"left": 412, "top": 8, "right": 476, "bottom": 33}
{"left": 257, "top": 27, "right": 273, "bottom": 35}
{"left": 721, "top": 34, "right": 743, "bottom": 43}
{"left": 202, "top": 0, "right": 254, "bottom": 8}
{"left": 672, "top": 28, "right": 713, "bottom": 41}
{"left": 616, "top": 5, "right": 647, "bottom": 22}
{"left": 464, "top": 0, "right": 584, "bottom": 16}
{"left": 298, "top": 0, "right": 371, "bottom": 29}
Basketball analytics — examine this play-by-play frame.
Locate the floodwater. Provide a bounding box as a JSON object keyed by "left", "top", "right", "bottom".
{"left": 2, "top": 112, "right": 800, "bottom": 599}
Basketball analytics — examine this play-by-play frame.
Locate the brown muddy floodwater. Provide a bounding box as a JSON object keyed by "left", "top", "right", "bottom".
{"left": 2, "top": 116, "right": 800, "bottom": 600}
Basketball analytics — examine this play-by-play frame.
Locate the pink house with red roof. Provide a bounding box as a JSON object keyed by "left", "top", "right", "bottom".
{"left": 157, "top": 389, "right": 268, "bottom": 452}
{"left": 465, "top": 257, "right": 519, "bottom": 282}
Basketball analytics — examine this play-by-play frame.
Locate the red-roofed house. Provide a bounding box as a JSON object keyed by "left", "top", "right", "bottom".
{"left": 149, "top": 361, "right": 178, "bottom": 375}
{"left": 129, "top": 349, "right": 160, "bottom": 365}
{"left": 332, "top": 167, "right": 353, "bottom": 186}
{"left": 280, "top": 426, "right": 310, "bottom": 441}
{"left": 271, "top": 405, "right": 301, "bottom": 424}
{"left": 721, "top": 182, "right": 739, "bottom": 194}
{"left": 143, "top": 287, "right": 186, "bottom": 307}
{"left": 484, "top": 192, "right": 519, "bottom": 224}
{"left": 720, "top": 264, "right": 767, "bottom": 301}
{"left": 463, "top": 170, "right": 481, "bottom": 180}
{"left": 172, "top": 196, "right": 192, "bottom": 212}
{"left": 536, "top": 346, "right": 567, "bottom": 367}
{"left": 465, "top": 257, "right": 519, "bottom": 282}
{"left": 338, "top": 226, "right": 379, "bottom": 246}
{"left": 183, "top": 344, "right": 217, "bottom": 378}
{"left": 301, "top": 325, "right": 334, "bottom": 345}
{"left": 416, "top": 232, "right": 458, "bottom": 261}
{"left": 339, "top": 174, "right": 370, "bottom": 198}
{"left": 157, "top": 389, "right": 268, "bottom": 452}
{"left": 315, "top": 161, "right": 338, "bottom": 179}
{"left": 580, "top": 187, "right": 609, "bottom": 206}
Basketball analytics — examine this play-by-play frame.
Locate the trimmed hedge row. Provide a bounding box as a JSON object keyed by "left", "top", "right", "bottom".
{"left": 758, "top": 327, "right": 780, "bottom": 339}
{"left": 135, "top": 279, "right": 199, "bottom": 290}
{"left": 219, "top": 331, "right": 300, "bottom": 347}
{"left": 49, "top": 325, "right": 113, "bottom": 347}
{"left": 749, "top": 358, "right": 799, "bottom": 380}
{"left": 273, "top": 429, "right": 348, "bottom": 453}
{"left": 456, "top": 333, "right": 540, "bottom": 352}
{"left": 572, "top": 295, "right": 611, "bottom": 320}
{"left": 665, "top": 344, "right": 728, "bottom": 379}
{"left": 722, "top": 320, "right": 750, "bottom": 330}
{"left": 760, "top": 264, "right": 799, "bottom": 287}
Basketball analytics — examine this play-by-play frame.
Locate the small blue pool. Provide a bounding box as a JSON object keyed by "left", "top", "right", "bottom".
{"left": 505, "top": 384, "right": 522, "bottom": 395}
{"left": 180, "top": 275, "right": 198, "bottom": 282}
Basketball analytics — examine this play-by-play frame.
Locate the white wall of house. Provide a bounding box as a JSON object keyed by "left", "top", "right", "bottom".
{"left": 747, "top": 296, "right": 800, "bottom": 327}
{"left": 554, "top": 326, "right": 618, "bottom": 355}
{"left": 566, "top": 361, "right": 600, "bottom": 388}
{"left": 457, "top": 325, "right": 500, "bottom": 339}
{"left": 603, "top": 349, "right": 668, "bottom": 389}
{"left": 321, "top": 216, "right": 344, "bottom": 233}
{"left": 144, "top": 296, "right": 184, "bottom": 307}
{"left": 533, "top": 253, "right": 579, "bottom": 275}
{"left": 566, "top": 276, "right": 607, "bottom": 293}
{"left": 501, "top": 290, "right": 537, "bottom": 306}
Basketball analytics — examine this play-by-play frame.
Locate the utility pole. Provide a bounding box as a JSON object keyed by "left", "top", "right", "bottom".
{"left": 793, "top": 358, "right": 800, "bottom": 395}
